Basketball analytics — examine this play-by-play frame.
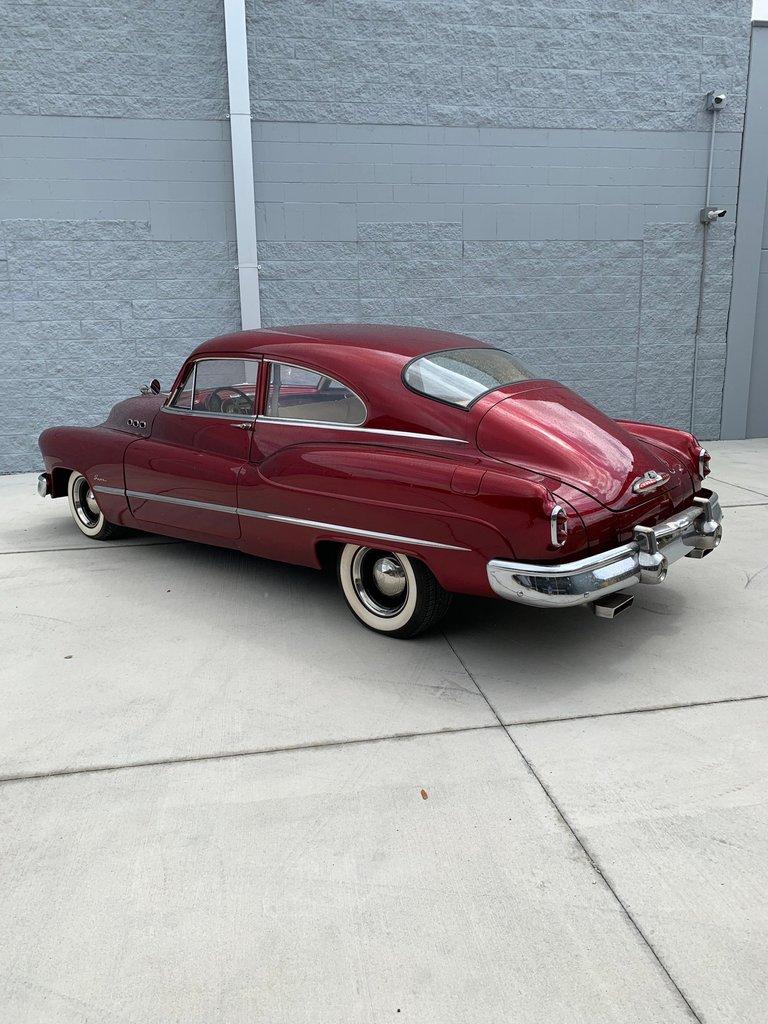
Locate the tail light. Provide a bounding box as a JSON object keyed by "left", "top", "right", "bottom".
{"left": 549, "top": 504, "right": 568, "bottom": 548}
{"left": 698, "top": 447, "right": 711, "bottom": 479}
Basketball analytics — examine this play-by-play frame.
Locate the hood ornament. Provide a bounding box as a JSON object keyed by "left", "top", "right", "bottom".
{"left": 632, "top": 469, "right": 670, "bottom": 495}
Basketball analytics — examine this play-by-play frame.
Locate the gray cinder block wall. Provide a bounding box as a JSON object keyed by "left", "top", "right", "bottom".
{"left": 1, "top": 1, "right": 239, "bottom": 471}
{"left": 0, "top": 0, "right": 753, "bottom": 471}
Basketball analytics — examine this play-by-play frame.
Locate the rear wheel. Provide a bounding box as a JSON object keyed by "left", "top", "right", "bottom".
{"left": 67, "top": 472, "right": 124, "bottom": 540}
{"left": 337, "top": 544, "right": 451, "bottom": 638}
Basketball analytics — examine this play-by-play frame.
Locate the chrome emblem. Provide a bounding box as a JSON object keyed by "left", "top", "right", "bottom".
{"left": 632, "top": 469, "right": 670, "bottom": 495}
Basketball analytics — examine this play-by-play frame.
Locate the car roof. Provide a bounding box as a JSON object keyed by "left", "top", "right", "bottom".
{"left": 187, "top": 324, "right": 496, "bottom": 436}
{"left": 192, "top": 324, "right": 488, "bottom": 363}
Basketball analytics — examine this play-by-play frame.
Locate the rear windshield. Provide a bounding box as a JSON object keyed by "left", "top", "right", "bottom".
{"left": 403, "top": 347, "right": 534, "bottom": 408}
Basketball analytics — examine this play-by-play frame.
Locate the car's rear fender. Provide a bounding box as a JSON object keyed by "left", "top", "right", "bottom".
{"left": 241, "top": 443, "right": 591, "bottom": 595}
{"left": 616, "top": 420, "right": 702, "bottom": 483}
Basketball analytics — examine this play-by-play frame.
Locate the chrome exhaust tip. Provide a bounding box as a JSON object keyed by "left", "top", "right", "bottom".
{"left": 686, "top": 546, "right": 713, "bottom": 559}
{"left": 590, "top": 592, "right": 635, "bottom": 619}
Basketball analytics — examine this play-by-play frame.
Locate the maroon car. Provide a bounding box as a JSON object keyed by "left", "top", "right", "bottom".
{"left": 37, "top": 324, "right": 722, "bottom": 637}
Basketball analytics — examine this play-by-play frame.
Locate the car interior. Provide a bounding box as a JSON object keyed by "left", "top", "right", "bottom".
{"left": 265, "top": 363, "right": 366, "bottom": 425}
{"left": 170, "top": 358, "right": 367, "bottom": 425}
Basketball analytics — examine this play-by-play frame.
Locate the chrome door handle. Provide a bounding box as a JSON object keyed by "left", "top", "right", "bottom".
{"left": 230, "top": 422, "right": 252, "bottom": 430}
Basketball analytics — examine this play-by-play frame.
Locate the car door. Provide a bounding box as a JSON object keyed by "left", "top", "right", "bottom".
{"left": 124, "top": 356, "right": 261, "bottom": 541}
{"left": 237, "top": 359, "right": 369, "bottom": 561}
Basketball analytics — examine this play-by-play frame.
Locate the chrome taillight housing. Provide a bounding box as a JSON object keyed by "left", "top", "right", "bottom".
{"left": 698, "top": 447, "right": 711, "bottom": 479}
{"left": 549, "top": 504, "right": 568, "bottom": 548}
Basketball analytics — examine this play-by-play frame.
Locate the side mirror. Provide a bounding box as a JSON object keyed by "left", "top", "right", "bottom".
{"left": 149, "top": 379, "right": 162, "bottom": 395}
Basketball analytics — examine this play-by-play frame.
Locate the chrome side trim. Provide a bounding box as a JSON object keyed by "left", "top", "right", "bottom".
{"left": 118, "top": 488, "right": 469, "bottom": 551}
{"left": 127, "top": 490, "right": 237, "bottom": 515}
{"left": 236, "top": 507, "right": 469, "bottom": 551}
{"left": 160, "top": 403, "right": 465, "bottom": 442}
{"left": 488, "top": 491, "right": 723, "bottom": 609}
{"left": 93, "top": 485, "right": 125, "bottom": 497}
{"left": 257, "top": 417, "right": 467, "bottom": 442}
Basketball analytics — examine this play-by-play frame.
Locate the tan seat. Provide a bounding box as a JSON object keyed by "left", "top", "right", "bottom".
{"left": 274, "top": 393, "right": 366, "bottom": 425}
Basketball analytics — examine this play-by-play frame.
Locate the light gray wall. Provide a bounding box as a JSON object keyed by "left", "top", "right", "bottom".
{"left": 247, "top": 0, "right": 748, "bottom": 134}
{"left": 2, "top": 1, "right": 228, "bottom": 119}
{"left": 0, "top": 116, "right": 240, "bottom": 471}
{"left": 1, "top": 0, "right": 239, "bottom": 471}
{"left": 744, "top": 25, "right": 768, "bottom": 438}
{"left": 252, "top": 122, "right": 740, "bottom": 429}
{"left": 722, "top": 22, "right": 768, "bottom": 438}
{"left": 247, "top": 0, "right": 751, "bottom": 439}
{"left": 0, "top": 0, "right": 755, "bottom": 471}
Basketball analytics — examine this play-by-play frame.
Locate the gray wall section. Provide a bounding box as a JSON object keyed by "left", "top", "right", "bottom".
{"left": 2, "top": 0, "right": 228, "bottom": 119}
{"left": 750, "top": 248, "right": 768, "bottom": 436}
{"left": 248, "top": 0, "right": 750, "bottom": 133}
{"left": 253, "top": 122, "right": 739, "bottom": 436}
{"left": 746, "top": 28, "right": 768, "bottom": 437}
{"left": 722, "top": 23, "right": 768, "bottom": 438}
{"left": 0, "top": 0, "right": 757, "bottom": 470}
{"left": 0, "top": 116, "right": 240, "bottom": 472}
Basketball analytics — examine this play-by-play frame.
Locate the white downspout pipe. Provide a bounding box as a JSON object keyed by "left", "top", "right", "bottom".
{"left": 223, "top": 0, "right": 262, "bottom": 328}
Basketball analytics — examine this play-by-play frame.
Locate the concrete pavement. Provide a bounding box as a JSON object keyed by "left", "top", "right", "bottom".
{"left": 1, "top": 439, "right": 767, "bottom": 1022}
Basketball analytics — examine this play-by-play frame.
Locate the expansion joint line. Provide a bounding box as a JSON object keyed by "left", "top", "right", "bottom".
{"left": 441, "top": 632, "right": 705, "bottom": 1024}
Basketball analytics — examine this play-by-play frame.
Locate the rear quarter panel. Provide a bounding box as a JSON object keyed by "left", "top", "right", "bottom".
{"left": 239, "top": 442, "right": 588, "bottom": 596}
{"left": 617, "top": 419, "right": 701, "bottom": 482}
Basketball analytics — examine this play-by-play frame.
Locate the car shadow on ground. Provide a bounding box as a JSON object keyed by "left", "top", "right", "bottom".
{"left": 99, "top": 529, "right": 688, "bottom": 663}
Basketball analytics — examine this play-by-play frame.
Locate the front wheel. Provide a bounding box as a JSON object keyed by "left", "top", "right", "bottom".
{"left": 337, "top": 544, "right": 452, "bottom": 638}
{"left": 67, "top": 471, "right": 124, "bottom": 540}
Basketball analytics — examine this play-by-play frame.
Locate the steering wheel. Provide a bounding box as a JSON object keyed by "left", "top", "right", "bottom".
{"left": 207, "top": 386, "right": 252, "bottom": 415}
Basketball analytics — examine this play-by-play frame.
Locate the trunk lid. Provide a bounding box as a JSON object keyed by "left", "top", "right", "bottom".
{"left": 475, "top": 382, "right": 691, "bottom": 511}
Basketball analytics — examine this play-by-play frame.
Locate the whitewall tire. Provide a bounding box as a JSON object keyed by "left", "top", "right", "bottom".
{"left": 337, "top": 544, "right": 451, "bottom": 638}
{"left": 67, "top": 472, "right": 123, "bottom": 540}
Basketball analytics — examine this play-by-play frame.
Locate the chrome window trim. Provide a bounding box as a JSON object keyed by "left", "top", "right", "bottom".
{"left": 167, "top": 360, "right": 196, "bottom": 412}
{"left": 256, "top": 416, "right": 467, "bottom": 443}
{"left": 264, "top": 357, "right": 368, "bottom": 427}
{"left": 165, "top": 356, "right": 260, "bottom": 417}
{"left": 117, "top": 488, "right": 468, "bottom": 551}
{"left": 165, "top": 355, "right": 465, "bottom": 439}
{"left": 161, "top": 405, "right": 259, "bottom": 422}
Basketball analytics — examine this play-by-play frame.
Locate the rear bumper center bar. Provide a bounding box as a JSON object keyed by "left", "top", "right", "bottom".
{"left": 487, "top": 491, "right": 723, "bottom": 610}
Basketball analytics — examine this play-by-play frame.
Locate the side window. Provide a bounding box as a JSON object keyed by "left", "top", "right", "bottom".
{"left": 169, "top": 364, "right": 195, "bottom": 410}
{"left": 265, "top": 363, "right": 366, "bottom": 425}
{"left": 170, "top": 358, "right": 260, "bottom": 416}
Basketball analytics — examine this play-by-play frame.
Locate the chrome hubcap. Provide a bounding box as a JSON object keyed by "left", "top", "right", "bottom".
{"left": 351, "top": 548, "right": 409, "bottom": 618}
{"left": 85, "top": 489, "right": 100, "bottom": 517}
{"left": 372, "top": 556, "right": 406, "bottom": 597}
{"left": 73, "top": 477, "right": 101, "bottom": 528}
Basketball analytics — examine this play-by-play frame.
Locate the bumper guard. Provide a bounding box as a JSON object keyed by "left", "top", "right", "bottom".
{"left": 487, "top": 491, "right": 723, "bottom": 609}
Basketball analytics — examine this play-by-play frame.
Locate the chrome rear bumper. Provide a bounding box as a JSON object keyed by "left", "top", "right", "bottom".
{"left": 487, "top": 491, "right": 722, "bottom": 609}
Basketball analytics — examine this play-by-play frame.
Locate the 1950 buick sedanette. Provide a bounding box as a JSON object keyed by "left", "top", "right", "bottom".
{"left": 38, "top": 324, "right": 722, "bottom": 638}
